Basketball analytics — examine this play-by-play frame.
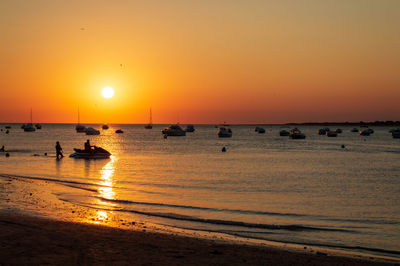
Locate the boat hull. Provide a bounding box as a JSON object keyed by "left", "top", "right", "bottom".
{"left": 69, "top": 152, "right": 110, "bottom": 159}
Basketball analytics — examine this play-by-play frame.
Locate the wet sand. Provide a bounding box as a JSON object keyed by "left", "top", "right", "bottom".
{"left": 0, "top": 213, "right": 397, "bottom": 265}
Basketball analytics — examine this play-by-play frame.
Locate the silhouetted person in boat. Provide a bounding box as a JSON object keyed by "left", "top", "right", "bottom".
{"left": 55, "top": 141, "right": 64, "bottom": 159}
{"left": 0, "top": 145, "right": 5, "bottom": 152}
{"left": 85, "top": 139, "right": 92, "bottom": 152}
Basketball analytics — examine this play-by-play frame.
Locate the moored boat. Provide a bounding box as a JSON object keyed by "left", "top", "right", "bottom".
{"left": 359, "top": 129, "right": 370, "bottom": 136}
{"left": 76, "top": 124, "right": 86, "bottom": 133}
{"left": 24, "top": 123, "right": 36, "bottom": 132}
{"left": 218, "top": 126, "right": 232, "bottom": 138}
{"left": 279, "top": 129, "right": 290, "bottom": 136}
{"left": 75, "top": 107, "right": 86, "bottom": 133}
{"left": 24, "top": 108, "right": 36, "bottom": 132}
{"left": 255, "top": 126, "right": 265, "bottom": 133}
{"left": 162, "top": 125, "right": 186, "bottom": 136}
{"left": 185, "top": 124, "right": 195, "bottom": 132}
{"left": 290, "top": 128, "right": 306, "bottom": 139}
{"left": 391, "top": 128, "right": 400, "bottom": 138}
{"left": 85, "top": 127, "right": 100, "bottom": 135}
{"left": 326, "top": 131, "right": 338, "bottom": 137}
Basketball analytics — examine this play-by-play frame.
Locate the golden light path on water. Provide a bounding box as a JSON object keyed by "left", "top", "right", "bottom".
{"left": 90, "top": 155, "right": 117, "bottom": 225}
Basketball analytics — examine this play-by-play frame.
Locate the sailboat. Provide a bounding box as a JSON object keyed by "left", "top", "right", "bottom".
{"left": 24, "top": 108, "right": 36, "bottom": 132}
{"left": 75, "top": 106, "right": 86, "bottom": 133}
{"left": 144, "top": 108, "right": 153, "bottom": 129}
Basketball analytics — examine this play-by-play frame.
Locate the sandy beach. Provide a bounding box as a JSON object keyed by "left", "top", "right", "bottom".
{"left": 0, "top": 213, "right": 397, "bottom": 266}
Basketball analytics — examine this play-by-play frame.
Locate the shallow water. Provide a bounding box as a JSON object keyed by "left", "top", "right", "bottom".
{"left": 0, "top": 124, "right": 399, "bottom": 257}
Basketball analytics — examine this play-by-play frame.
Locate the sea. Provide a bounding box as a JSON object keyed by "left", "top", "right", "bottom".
{"left": 0, "top": 124, "right": 399, "bottom": 259}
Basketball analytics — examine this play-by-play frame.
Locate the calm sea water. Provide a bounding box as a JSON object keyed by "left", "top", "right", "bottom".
{"left": 0, "top": 124, "right": 399, "bottom": 257}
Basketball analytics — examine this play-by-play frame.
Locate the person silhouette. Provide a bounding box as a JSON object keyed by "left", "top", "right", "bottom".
{"left": 84, "top": 139, "right": 91, "bottom": 152}
{"left": 55, "top": 141, "right": 64, "bottom": 159}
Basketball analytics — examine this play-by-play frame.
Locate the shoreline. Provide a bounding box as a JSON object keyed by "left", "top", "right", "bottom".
{"left": 0, "top": 212, "right": 398, "bottom": 265}
{"left": 1, "top": 173, "right": 400, "bottom": 265}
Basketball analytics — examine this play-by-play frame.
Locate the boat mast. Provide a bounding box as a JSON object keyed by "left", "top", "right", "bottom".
{"left": 78, "top": 106, "right": 80, "bottom": 125}
{"left": 149, "top": 108, "right": 152, "bottom": 125}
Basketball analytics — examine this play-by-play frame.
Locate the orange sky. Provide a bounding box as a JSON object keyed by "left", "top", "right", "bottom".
{"left": 0, "top": 0, "right": 399, "bottom": 124}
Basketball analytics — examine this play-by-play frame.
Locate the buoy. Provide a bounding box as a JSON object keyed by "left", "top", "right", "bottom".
{"left": 44, "top": 153, "right": 47, "bottom": 156}
{"left": 341, "top": 145, "right": 345, "bottom": 149}
{"left": 163, "top": 134, "right": 167, "bottom": 139}
{"left": 222, "top": 147, "right": 226, "bottom": 152}
{"left": 5, "top": 153, "right": 10, "bottom": 157}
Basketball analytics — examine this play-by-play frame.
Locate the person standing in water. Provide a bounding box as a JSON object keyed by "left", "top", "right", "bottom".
{"left": 55, "top": 141, "right": 64, "bottom": 159}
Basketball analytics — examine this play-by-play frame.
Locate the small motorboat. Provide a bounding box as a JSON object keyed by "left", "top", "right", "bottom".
{"left": 218, "top": 126, "right": 232, "bottom": 138}
{"left": 290, "top": 128, "right": 306, "bottom": 139}
{"left": 102, "top": 124, "right": 109, "bottom": 130}
{"left": 162, "top": 125, "right": 186, "bottom": 136}
{"left": 351, "top": 128, "right": 358, "bottom": 132}
{"left": 326, "top": 131, "right": 338, "bottom": 137}
{"left": 392, "top": 129, "right": 400, "bottom": 138}
{"left": 5, "top": 126, "right": 11, "bottom": 129}
{"left": 85, "top": 127, "right": 100, "bottom": 135}
{"left": 115, "top": 129, "right": 124, "bottom": 134}
{"left": 317, "top": 129, "right": 326, "bottom": 135}
{"left": 35, "top": 124, "right": 42, "bottom": 129}
{"left": 69, "top": 146, "right": 111, "bottom": 159}
{"left": 359, "top": 129, "right": 370, "bottom": 136}
{"left": 255, "top": 126, "right": 265, "bottom": 134}
{"left": 279, "top": 129, "right": 290, "bottom": 136}
{"left": 335, "top": 128, "right": 342, "bottom": 134}
{"left": 185, "top": 125, "right": 195, "bottom": 132}
{"left": 76, "top": 124, "right": 86, "bottom": 133}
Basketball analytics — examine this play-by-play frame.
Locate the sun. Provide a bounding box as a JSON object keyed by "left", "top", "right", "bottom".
{"left": 101, "top": 86, "right": 114, "bottom": 99}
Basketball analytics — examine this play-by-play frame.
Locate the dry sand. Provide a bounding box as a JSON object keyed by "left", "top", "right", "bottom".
{"left": 0, "top": 213, "right": 398, "bottom": 265}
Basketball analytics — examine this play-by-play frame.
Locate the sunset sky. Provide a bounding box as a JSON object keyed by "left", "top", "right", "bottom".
{"left": 1, "top": 0, "right": 399, "bottom": 124}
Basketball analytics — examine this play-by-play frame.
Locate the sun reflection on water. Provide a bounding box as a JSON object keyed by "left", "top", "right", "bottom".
{"left": 98, "top": 156, "right": 116, "bottom": 200}
{"left": 90, "top": 156, "right": 118, "bottom": 225}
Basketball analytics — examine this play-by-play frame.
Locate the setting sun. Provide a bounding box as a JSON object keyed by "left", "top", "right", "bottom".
{"left": 101, "top": 87, "right": 114, "bottom": 99}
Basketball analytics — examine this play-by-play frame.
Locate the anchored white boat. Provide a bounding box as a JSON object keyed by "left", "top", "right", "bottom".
{"left": 218, "top": 126, "right": 232, "bottom": 138}
{"left": 290, "top": 128, "right": 306, "bottom": 139}
{"left": 185, "top": 124, "right": 195, "bottom": 132}
{"left": 162, "top": 125, "right": 186, "bottom": 136}
{"left": 85, "top": 127, "right": 100, "bottom": 135}
{"left": 392, "top": 129, "right": 400, "bottom": 138}
{"left": 255, "top": 126, "right": 265, "bottom": 134}
{"left": 326, "top": 131, "right": 338, "bottom": 137}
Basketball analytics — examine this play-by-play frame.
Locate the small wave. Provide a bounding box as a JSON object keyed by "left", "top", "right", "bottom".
{"left": 1, "top": 149, "right": 32, "bottom": 153}
{"left": 116, "top": 208, "right": 352, "bottom": 233}
{"left": 96, "top": 197, "right": 400, "bottom": 226}
{"left": 96, "top": 196, "right": 308, "bottom": 218}
{"left": 0, "top": 173, "right": 112, "bottom": 189}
